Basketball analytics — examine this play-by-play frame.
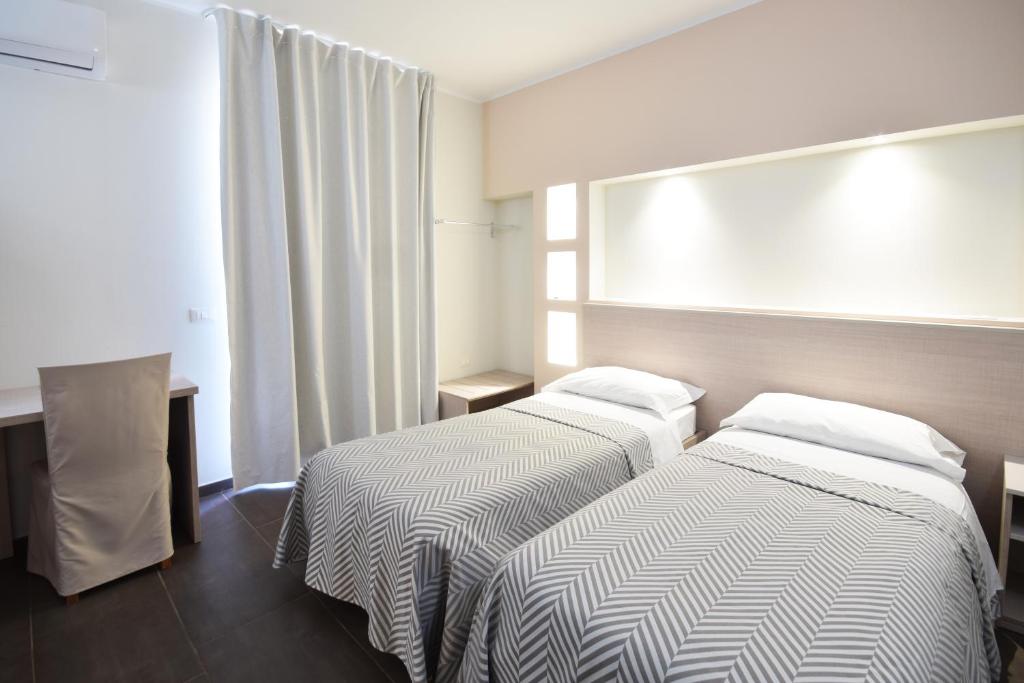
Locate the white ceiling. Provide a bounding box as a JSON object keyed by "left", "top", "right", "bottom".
{"left": 161, "top": 0, "right": 761, "bottom": 101}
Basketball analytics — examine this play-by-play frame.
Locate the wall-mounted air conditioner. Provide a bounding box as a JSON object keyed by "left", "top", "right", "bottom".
{"left": 0, "top": 0, "right": 107, "bottom": 81}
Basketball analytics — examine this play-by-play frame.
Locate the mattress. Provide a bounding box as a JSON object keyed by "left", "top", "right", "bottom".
{"left": 668, "top": 402, "right": 697, "bottom": 438}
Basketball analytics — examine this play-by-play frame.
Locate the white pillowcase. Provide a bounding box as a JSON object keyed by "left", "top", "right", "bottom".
{"left": 543, "top": 367, "right": 705, "bottom": 419}
{"left": 720, "top": 393, "right": 966, "bottom": 482}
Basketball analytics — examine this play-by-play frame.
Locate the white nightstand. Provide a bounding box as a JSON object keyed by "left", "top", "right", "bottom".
{"left": 1000, "top": 455, "right": 1024, "bottom": 632}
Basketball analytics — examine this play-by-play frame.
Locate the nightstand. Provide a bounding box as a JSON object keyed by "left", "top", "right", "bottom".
{"left": 438, "top": 370, "right": 534, "bottom": 420}
{"left": 682, "top": 431, "right": 706, "bottom": 450}
{"left": 1000, "top": 455, "right": 1024, "bottom": 632}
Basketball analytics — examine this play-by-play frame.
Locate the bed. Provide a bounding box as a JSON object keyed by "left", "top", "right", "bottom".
{"left": 274, "top": 369, "right": 701, "bottom": 683}
{"left": 457, "top": 395, "right": 1001, "bottom": 683}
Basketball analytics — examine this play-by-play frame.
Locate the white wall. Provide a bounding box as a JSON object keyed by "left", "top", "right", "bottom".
{"left": 434, "top": 92, "right": 498, "bottom": 381}
{"left": 434, "top": 93, "right": 532, "bottom": 382}
{"left": 0, "top": 0, "right": 231, "bottom": 485}
{"left": 0, "top": 1, "right": 532, "bottom": 508}
{"left": 495, "top": 197, "right": 533, "bottom": 375}
{"left": 600, "top": 125, "right": 1024, "bottom": 320}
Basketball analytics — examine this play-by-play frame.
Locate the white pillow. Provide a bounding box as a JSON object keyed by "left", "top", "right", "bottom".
{"left": 720, "top": 393, "right": 966, "bottom": 481}
{"left": 543, "top": 367, "right": 705, "bottom": 418}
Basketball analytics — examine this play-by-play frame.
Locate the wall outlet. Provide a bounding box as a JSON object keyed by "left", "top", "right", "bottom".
{"left": 460, "top": 358, "right": 470, "bottom": 368}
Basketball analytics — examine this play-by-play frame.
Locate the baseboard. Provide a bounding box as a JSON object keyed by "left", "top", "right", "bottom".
{"left": 198, "top": 477, "right": 233, "bottom": 497}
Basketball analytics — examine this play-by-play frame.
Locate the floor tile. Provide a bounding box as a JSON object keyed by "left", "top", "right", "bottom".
{"left": 30, "top": 570, "right": 203, "bottom": 683}
{"left": 197, "top": 593, "right": 390, "bottom": 683}
{"left": 252, "top": 518, "right": 310, "bottom": 580}
{"left": 999, "top": 628, "right": 1024, "bottom": 682}
{"left": 0, "top": 554, "right": 32, "bottom": 682}
{"left": 161, "top": 512, "right": 307, "bottom": 645}
{"left": 2, "top": 486, "right": 1020, "bottom": 683}
{"left": 225, "top": 484, "right": 294, "bottom": 528}
{"left": 196, "top": 492, "right": 245, "bottom": 536}
{"left": 317, "top": 593, "right": 411, "bottom": 682}
{"left": 255, "top": 518, "right": 283, "bottom": 549}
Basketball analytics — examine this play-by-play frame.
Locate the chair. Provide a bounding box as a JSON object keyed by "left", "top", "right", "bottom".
{"left": 27, "top": 353, "right": 175, "bottom": 603}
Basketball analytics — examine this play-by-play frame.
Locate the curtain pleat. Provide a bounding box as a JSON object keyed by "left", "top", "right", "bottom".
{"left": 214, "top": 9, "right": 438, "bottom": 489}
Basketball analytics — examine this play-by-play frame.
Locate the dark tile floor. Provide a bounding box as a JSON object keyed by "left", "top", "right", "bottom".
{"left": 0, "top": 486, "right": 410, "bottom": 683}
{"left": 3, "top": 486, "right": 1024, "bottom": 682}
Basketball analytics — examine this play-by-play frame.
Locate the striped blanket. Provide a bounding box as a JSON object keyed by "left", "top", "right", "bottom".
{"left": 274, "top": 398, "right": 655, "bottom": 682}
{"left": 459, "top": 440, "right": 999, "bottom": 683}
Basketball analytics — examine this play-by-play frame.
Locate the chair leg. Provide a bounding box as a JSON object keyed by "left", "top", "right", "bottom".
{"left": 159, "top": 557, "right": 172, "bottom": 571}
{"left": 65, "top": 594, "right": 79, "bottom": 606}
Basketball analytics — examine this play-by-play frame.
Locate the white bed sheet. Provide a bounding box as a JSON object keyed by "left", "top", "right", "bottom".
{"left": 670, "top": 403, "right": 697, "bottom": 442}
{"left": 530, "top": 391, "right": 694, "bottom": 465}
{"left": 708, "top": 426, "right": 1001, "bottom": 597}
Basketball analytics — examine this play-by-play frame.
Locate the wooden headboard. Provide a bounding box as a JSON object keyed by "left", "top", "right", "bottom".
{"left": 582, "top": 302, "right": 1024, "bottom": 549}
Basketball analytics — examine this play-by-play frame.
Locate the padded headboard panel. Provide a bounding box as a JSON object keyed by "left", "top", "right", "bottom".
{"left": 583, "top": 302, "right": 1024, "bottom": 549}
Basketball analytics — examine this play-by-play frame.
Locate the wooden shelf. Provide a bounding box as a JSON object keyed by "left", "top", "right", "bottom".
{"left": 438, "top": 370, "right": 534, "bottom": 419}
{"left": 1001, "top": 574, "right": 1024, "bottom": 633}
{"left": 1012, "top": 504, "right": 1024, "bottom": 543}
{"left": 438, "top": 370, "right": 533, "bottom": 401}
{"left": 682, "top": 431, "right": 706, "bottom": 451}
{"left": 1007, "top": 455, "right": 1024, "bottom": 497}
{"left": 1001, "top": 456, "right": 1024, "bottom": 634}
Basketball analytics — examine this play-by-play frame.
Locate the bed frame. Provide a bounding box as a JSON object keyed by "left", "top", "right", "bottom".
{"left": 582, "top": 302, "right": 1024, "bottom": 550}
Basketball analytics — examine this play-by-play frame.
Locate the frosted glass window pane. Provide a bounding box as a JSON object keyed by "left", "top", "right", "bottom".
{"left": 546, "top": 183, "right": 576, "bottom": 240}
{"left": 547, "top": 251, "right": 576, "bottom": 301}
{"left": 547, "top": 311, "right": 577, "bottom": 366}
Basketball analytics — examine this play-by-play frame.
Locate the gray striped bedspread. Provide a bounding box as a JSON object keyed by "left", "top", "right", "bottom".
{"left": 459, "top": 440, "right": 999, "bottom": 683}
{"left": 274, "top": 398, "right": 655, "bottom": 683}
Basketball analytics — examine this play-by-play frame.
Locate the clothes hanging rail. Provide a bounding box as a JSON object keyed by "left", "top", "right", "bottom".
{"left": 434, "top": 218, "right": 518, "bottom": 238}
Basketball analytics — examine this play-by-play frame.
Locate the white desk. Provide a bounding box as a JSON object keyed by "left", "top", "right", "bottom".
{"left": 0, "top": 376, "right": 202, "bottom": 559}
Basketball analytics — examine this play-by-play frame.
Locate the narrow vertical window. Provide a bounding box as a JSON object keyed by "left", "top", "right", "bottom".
{"left": 546, "top": 251, "right": 576, "bottom": 301}
{"left": 546, "top": 183, "right": 576, "bottom": 240}
{"left": 547, "top": 311, "right": 577, "bottom": 366}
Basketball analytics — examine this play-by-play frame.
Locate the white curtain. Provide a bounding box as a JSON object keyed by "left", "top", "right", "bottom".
{"left": 214, "top": 9, "right": 438, "bottom": 489}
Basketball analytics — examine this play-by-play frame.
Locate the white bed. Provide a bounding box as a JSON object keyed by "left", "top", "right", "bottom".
{"left": 707, "top": 425, "right": 1001, "bottom": 600}
{"left": 459, "top": 418, "right": 1002, "bottom": 682}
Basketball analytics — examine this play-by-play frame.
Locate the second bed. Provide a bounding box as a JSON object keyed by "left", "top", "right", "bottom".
{"left": 457, "top": 394, "right": 1000, "bottom": 682}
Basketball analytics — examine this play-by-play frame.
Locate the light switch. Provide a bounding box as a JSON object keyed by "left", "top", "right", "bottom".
{"left": 188, "top": 308, "right": 211, "bottom": 323}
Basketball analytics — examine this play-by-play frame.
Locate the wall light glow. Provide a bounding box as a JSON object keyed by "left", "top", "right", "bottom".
{"left": 546, "top": 251, "right": 576, "bottom": 301}
{"left": 837, "top": 144, "right": 922, "bottom": 235}
{"left": 546, "top": 183, "right": 577, "bottom": 240}
{"left": 547, "top": 311, "right": 577, "bottom": 366}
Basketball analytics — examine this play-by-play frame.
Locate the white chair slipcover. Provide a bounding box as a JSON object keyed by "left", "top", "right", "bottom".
{"left": 27, "top": 353, "right": 174, "bottom": 597}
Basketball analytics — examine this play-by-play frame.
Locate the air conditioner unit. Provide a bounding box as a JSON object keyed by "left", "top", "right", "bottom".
{"left": 0, "top": 0, "right": 107, "bottom": 81}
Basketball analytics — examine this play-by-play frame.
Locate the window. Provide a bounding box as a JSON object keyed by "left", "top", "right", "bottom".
{"left": 546, "top": 183, "right": 576, "bottom": 240}
{"left": 545, "top": 183, "right": 579, "bottom": 367}
{"left": 546, "top": 251, "right": 576, "bottom": 301}
{"left": 546, "top": 311, "right": 577, "bottom": 366}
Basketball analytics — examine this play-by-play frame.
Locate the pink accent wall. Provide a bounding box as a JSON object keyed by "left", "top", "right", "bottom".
{"left": 483, "top": 0, "right": 1024, "bottom": 197}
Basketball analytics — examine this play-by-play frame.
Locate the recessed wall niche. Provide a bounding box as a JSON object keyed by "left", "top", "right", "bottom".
{"left": 589, "top": 116, "right": 1024, "bottom": 324}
